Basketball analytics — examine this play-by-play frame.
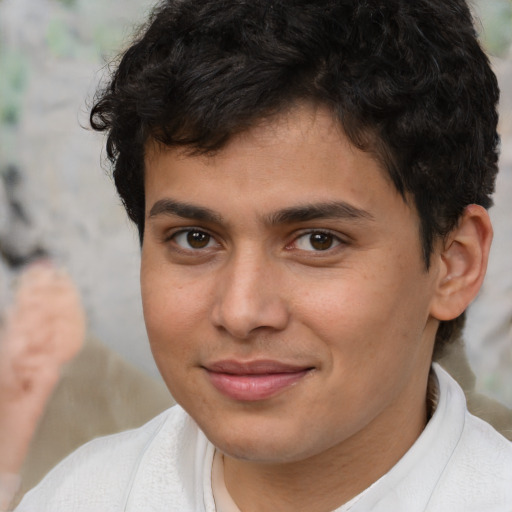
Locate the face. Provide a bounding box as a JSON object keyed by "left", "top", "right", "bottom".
{"left": 141, "top": 105, "right": 441, "bottom": 465}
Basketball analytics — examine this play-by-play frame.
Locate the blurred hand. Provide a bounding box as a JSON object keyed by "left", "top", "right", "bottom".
{"left": 0, "top": 262, "right": 85, "bottom": 475}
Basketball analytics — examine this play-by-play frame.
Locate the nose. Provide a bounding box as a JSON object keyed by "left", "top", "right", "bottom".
{"left": 210, "top": 250, "right": 290, "bottom": 340}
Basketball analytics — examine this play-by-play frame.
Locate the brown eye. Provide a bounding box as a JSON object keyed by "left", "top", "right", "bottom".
{"left": 294, "top": 231, "right": 341, "bottom": 252}
{"left": 173, "top": 230, "right": 215, "bottom": 250}
{"left": 187, "top": 231, "right": 210, "bottom": 248}
{"left": 309, "top": 233, "right": 334, "bottom": 250}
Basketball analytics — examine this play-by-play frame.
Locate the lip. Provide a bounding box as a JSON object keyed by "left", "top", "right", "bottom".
{"left": 203, "top": 360, "right": 313, "bottom": 401}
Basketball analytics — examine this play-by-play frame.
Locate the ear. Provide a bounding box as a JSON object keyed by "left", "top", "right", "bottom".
{"left": 429, "top": 204, "right": 493, "bottom": 321}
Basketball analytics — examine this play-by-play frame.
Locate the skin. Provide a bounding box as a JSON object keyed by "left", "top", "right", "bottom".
{"left": 141, "top": 104, "right": 488, "bottom": 512}
{"left": 0, "top": 263, "right": 85, "bottom": 482}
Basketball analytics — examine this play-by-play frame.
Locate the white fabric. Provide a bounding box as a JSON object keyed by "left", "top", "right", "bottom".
{"left": 16, "top": 364, "right": 512, "bottom": 512}
{"left": 211, "top": 451, "right": 240, "bottom": 512}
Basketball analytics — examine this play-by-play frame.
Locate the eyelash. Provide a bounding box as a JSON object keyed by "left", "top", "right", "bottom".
{"left": 287, "top": 230, "right": 345, "bottom": 253}
{"left": 166, "top": 228, "right": 219, "bottom": 252}
{"left": 165, "top": 227, "right": 346, "bottom": 254}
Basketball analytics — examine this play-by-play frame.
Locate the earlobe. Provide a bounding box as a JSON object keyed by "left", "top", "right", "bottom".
{"left": 430, "top": 204, "right": 493, "bottom": 321}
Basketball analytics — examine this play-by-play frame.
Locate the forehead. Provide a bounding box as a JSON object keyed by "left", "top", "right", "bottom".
{"left": 143, "top": 104, "right": 408, "bottom": 225}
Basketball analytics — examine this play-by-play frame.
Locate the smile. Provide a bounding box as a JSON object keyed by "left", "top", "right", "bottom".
{"left": 203, "top": 360, "right": 314, "bottom": 401}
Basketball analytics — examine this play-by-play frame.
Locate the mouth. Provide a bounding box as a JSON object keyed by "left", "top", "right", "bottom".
{"left": 203, "top": 360, "right": 314, "bottom": 401}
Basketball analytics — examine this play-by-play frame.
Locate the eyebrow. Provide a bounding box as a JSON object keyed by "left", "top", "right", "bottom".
{"left": 266, "top": 201, "right": 374, "bottom": 225}
{"left": 148, "top": 198, "right": 374, "bottom": 226}
{"left": 148, "top": 199, "right": 223, "bottom": 224}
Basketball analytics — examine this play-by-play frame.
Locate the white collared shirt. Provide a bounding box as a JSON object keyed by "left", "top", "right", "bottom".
{"left": 17, "top": 364, "right": 512, "bottom": 512}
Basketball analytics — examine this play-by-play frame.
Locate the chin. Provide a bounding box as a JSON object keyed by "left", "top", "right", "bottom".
{"left": 200, "top": 417, "right": 323, "bottom": 464}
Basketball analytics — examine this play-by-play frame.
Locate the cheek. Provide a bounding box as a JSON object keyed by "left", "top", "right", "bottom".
{"left": 141, "top": 266, "right": 194, "bottom": 350}
{"left": 295, "top": 264, "right": 431, "bottom": 361}
{"left": 141, "top": 277, "right": 199, "bottom": 397}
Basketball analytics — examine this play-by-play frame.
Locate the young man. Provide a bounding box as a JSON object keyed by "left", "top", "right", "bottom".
{"left": 16, "top": 1, "right": 512, "bottom": 511}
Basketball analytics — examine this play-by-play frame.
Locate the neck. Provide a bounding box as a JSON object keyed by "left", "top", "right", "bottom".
{"left": 223, "top": 371, "right": 431, "bottom": 512}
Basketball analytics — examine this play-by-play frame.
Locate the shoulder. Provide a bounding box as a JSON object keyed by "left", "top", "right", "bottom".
{"left": 438, "top": 412, "right": 512, "bottom": 503}
{"left": 429, "top": 366, "right": 512, "bottom": 510}
{"left": 15, "top": 406, "right": 190, "bottom": 512}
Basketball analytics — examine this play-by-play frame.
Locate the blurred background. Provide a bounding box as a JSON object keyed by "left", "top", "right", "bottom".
{"left": 0, "top": 0, "right": 511, "bottom": 407}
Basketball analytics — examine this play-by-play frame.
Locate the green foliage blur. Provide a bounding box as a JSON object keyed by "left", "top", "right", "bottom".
{"left": 474, "top": 0, "right": 512, "bottom": 57}
{"left": 0, "top": 0, "right": 510, "bottom": 157}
